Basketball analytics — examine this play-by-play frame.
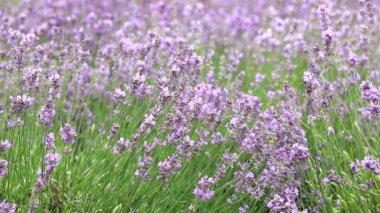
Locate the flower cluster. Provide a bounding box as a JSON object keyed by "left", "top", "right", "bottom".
{"left": 0, "top": 140, "right": 11, "bottom": 177}
{"left": 0, "top": 200, "right": 17, "bottom": 213}
{"left": 193, "top": 176, "right": 215, "bottom": 201}
{"left": 60, "top": 123, "right": 77, "bottom": 144}
{"left": 9, "top": 95, "right": 35, "bottom": 115}
{"left": 0, "top": 159, "right": 8, "bottom": 177}
{"left": 158, "top": 154, "right": 182, "bottom": 187}
{"left": 351, "top": 156, "right": 380, "bottom": 175}
{"left": 359, "top": 81, "right": 380, "bottom": 120}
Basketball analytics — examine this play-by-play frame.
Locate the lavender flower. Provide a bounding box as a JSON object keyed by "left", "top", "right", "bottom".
{"left": 135, "top": 156, "right": 153, "bottom": 180}
{"left": 350, "top": 161, "right": 360, "bottom": 174}
{"left": 359, "top": 105, "right": 380, "bottom": 120}
{"left": 0, "top": 200, "right": 16, "bottom": 213}
{"left": 108, "top": 123, "right": 120, "bottom": 140}
{"left": 158, "top": 155, "right": 182, "bottom": 183}
{"left": 327, "top": 127, "right": 335, "bottom": 135}
{"left": 22, "top": 68, "right": 40, "bottom": 91}
{"left": 291, "top": 143, "right": 309, "bottom": 161}
{"left": 132, "top": 73, "right": 152, "bottom": 100}
{"left": 0, "top": 159, "right": 9, "bottom": 176}
{"left": 113, "top": 138, "right": 130, "bottom": 154}
{"left": 267, "top": 192, "right": 297, "bottom": 212}
{"left": 34, "top": 153, "right": 61, "bottom": 194}
{"left": 193, "top": 176, "right": 215, "bottom": 201}
{"left": 210, "top": 132, "right": 223, "bottom": 145}
{"left": 6, "top": 118, "right": 24, "bottom": 128}
{"left": 48, "top": 73, "right": 62, "bottom": 99}
{"left": 29, "top": 151, "right": 60, "bottom": 211}
{"left": 0, "top": 140, "right": 11, "bottom": 153}
{"left": 9, "top": 95, "right": 35, "bottom": 115}
{"left": 361, "top": 156, "right": 380, "bottom": 174}
{"left": 360, "top": 81, "right": 379, "bottom": 104}
{"left": 113, "top": 88, "right": 126, "bottom": 103}
{"left": 60, "top": 123, "right": 77, "bottom": 144}
{"left": 177, "top": 135, "right": 196, "bottom": 159}
{"left": 303, "top": 71, "right": 318, "bottom": 93}
{"left": 239, "top": 205, "right": 249, "bottom": 213}
{"left": 38, "top": 99, "right": 56, "bottom": 127}
{"left": 43, "top": 133, "right": 56, "bottom": 151}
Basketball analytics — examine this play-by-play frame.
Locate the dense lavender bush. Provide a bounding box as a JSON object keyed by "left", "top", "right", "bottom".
{"left": 0, "top": 0, "right": 379, "bottom": 212}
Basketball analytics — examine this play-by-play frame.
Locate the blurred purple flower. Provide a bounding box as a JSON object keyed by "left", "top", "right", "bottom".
{"left": 60, "top": 123, "right": 77, "bottom": 144}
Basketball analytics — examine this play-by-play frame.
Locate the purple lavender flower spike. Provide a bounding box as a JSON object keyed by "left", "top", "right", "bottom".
{"left": 60, "top": 123, "right": 77, "bottom": 144}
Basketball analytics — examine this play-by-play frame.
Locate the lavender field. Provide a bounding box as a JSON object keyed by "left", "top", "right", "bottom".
{"left": 0, "top": 0, "right": 379, "bottom": 212}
